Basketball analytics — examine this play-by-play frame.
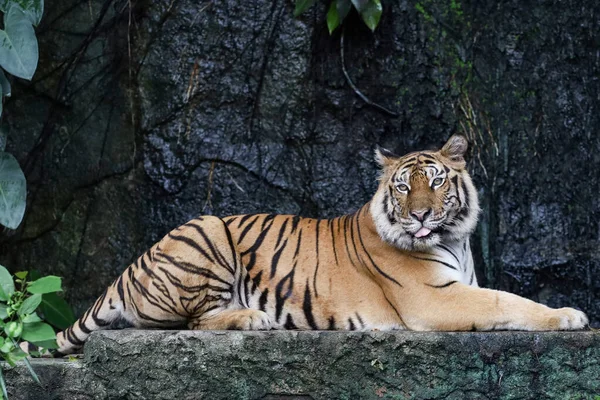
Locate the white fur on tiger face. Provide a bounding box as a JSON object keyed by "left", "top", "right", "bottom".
{"left": 370, "top": 135, "right": 480, "bottom": 251}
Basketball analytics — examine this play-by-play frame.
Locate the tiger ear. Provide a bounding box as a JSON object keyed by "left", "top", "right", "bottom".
{"left": 374, "top": 146, "right": 399, "bottom": 168}
{"left": 440, "top": 134, "right": 468, "bottom": 163}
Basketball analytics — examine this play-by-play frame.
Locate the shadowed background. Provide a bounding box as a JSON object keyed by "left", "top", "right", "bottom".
{"left": 1, "top": 0, "right": 598, "bottom": 326}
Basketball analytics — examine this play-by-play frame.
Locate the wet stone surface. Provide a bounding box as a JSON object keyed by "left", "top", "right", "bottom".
{"left": 0, "top": 0, "right": 598, "bottom": 325}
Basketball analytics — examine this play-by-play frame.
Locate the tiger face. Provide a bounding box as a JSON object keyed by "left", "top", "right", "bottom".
{"left": 370, "top": 135, "right": 480, "bottom": 251}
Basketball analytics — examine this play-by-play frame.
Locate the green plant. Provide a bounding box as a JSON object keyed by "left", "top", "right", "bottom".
{"left": 0, "top": 0, "right": 44, "bottom": 231}
{"left": 0, "top": 264, "right": 74, "bottom": 399}
{"left": 294, "top": 0, "right": 383, "bottom": 34}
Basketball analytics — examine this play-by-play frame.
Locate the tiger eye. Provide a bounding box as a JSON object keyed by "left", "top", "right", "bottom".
{"left": 397, "top": 184, "right": 409, "bottom": 193}
{"left": 432, "top": 178, "right": 444, "bottom": 186}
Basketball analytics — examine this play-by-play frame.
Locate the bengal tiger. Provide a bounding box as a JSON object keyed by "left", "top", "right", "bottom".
{"left": 56, "top": 135, "right": 588, "bottom": 355}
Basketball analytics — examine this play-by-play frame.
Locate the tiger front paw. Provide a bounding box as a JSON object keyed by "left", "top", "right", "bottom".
{"left": 229, "top": 309, "right": 271, "bottom": 330}
{"left": 547, "top": 307, "right": 588, "bottom": 330}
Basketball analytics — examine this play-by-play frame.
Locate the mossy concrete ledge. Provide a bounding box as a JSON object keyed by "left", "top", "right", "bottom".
{"left": 5, "top": 330, "right": 600, "bottom": 400}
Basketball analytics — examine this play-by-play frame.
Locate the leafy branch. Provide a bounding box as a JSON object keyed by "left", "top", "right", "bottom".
{"left": 0, "top": 0, "right": 44, "bottom": 231}
{"left": 294, "top": 0, "right": 383, "bottom": 34}
{"left": 0, "top": 265, "right": 75, "bottom": 398}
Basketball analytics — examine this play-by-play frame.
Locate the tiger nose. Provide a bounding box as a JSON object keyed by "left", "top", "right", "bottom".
{"left": 410, "top": 209, "right": 431, "bottom": 221}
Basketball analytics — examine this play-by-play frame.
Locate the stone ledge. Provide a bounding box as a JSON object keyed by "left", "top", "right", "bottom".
{"left": 3, "top": 358, "right": 88, "bottom": 400}
{"left": 5, "top": 330, "right": 600, "bottom": 400}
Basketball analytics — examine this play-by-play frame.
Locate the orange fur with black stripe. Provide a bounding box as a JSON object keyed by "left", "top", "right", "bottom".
{"left": 57, "top": 135, "right": 588, "bottom": 354}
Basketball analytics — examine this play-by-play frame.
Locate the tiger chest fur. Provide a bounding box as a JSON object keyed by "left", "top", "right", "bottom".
{"left": 223, "top": 209, "right": 476, "bottom": 332}
{"left": 56, "top": 135, "right": 588, "bottom": 355}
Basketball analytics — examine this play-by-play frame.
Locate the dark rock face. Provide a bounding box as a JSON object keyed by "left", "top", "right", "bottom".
{"left": 0, "top": 0, "right": 598, "bottom": 325}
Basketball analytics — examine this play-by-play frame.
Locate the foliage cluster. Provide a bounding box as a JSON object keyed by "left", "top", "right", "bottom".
{"left": 0, "top": 265, "right": 74, "bottom": 398}
{"left": 0, "top": 0, "right": 43, "bottom": 231}
{"left": 294, "top": 0, "right": 383, "bottom": 34}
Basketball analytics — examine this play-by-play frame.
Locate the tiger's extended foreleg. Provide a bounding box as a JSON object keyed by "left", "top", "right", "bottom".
{"left": 396, "top": 283, "right": 588, "bottom": 331}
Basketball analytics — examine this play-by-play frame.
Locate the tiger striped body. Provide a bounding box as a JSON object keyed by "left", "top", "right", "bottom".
{"left": 224, "top": 209, "right": 478, "bottom": 331}
{"left": 57, "top": 135, "right": 588, "bottom": 355}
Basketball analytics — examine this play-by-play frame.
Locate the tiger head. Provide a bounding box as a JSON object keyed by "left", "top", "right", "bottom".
{"left": 370, "top": 135, "right": 480, "bottom": 251}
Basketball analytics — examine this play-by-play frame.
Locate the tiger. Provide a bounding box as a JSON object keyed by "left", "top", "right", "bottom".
{"left": 56, "top": 134, "right": 588, "bottom": 355}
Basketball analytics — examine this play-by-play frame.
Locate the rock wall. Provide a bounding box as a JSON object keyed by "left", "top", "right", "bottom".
{"left": 0, "top": 0, "right": 598, "bottom": 324}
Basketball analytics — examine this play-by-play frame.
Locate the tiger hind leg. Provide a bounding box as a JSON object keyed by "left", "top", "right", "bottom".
{"left": 56, "top": 283, "right": 130, "bottom": 355}
{"left": 55, "top": 238, "right": 190, "bottom": 355}
{"left": 57, "top": 215, "right": 254, "bottom": 355}
{"left": 188, "top": 308, "right": 271, "bottom": 330}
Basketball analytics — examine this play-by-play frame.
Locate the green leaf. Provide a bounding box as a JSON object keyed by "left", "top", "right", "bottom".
{"left": 11, "top": 0, "right": 44, "bottom": 26}
{"left": 0, "top": 366, "right": 8, "bottom": 399}
{"left": 27, "top": 275, "right": 62, "bottom": 294}
{"left": 23, "top": 356, "right": 42, "bottom": 385}
{"left": 20, "top": 321, "right": 55, "bottom": 342}
{"left": 18, "top": 293, "right": 41, "bottom": 315}
{"left": 360, "top": 0, "right": 382, "bottom": 31}
{"left": 40, "top": 292, "right": 75, "bottom": 330}
{"left": 22, "top": 312, "right": 41, "bottom": 323}
{"left": 0, "top": 304, "right": 8, "bottom": 320}
{"left": 14, "top": 271, "right": 27, "bottom": 280}
{"left": 336, "top": 0, "right": 352, "bottom": 22}
{"left": 0, "top": 340, "right": 12, "bottom": 353}
{"left": 4, "top": 320, "right": 22, "bottom": 338}
{"left": 4, "top": 346, "right": 27, "bottom": 365}
{"left": 0, "top": 152, "right": 27, "bottom": 229}
{"left": 293, "top": 0, "right": 317, "bottom": 17}
{"left": 0, "top": 4, "right": 39, "bottom": 80}
{"left": 350, "top": 0, "right": 369, "bottom": 12}
{"left": 0, "top": 265, "right": 14, "bottom": 301}
{"left": 327, "top": 1, "right": 340, "bottom": 34}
